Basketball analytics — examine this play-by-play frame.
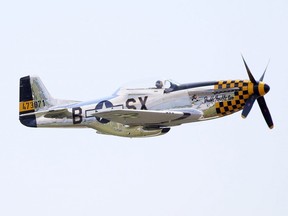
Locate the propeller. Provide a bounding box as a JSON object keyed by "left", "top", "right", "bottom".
{"left": 241, "top": 56, "right": 274, "bottom": 129}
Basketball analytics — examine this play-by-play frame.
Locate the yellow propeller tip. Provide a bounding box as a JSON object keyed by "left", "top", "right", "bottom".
{"left": 269, "top": 125, "right": 274, "bottom": 129}
{"left": 241, "top": 115, "right": 246, "bottom": 119}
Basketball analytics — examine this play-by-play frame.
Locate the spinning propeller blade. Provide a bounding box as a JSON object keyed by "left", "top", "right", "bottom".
{"left": 241, "top": 94, "right": 258, "bottom": 119}
{"left": 241, "top": 57, "right": 274, "bottom": 129}
{"left": 257, "top": 96, "right": 274, "bottom": 129}
{"left": 241, "top": 55, "right": 257, "bottom": 84}
{"left": 259, "top": 60, "right": 270, "bottom": 82}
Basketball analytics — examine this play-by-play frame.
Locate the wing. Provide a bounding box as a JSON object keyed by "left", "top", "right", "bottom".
{"left": 92, "top": 109, "right": 202, "bottom": 126}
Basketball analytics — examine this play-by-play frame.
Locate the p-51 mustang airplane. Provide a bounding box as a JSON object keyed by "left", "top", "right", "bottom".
{"left": 19, "top": 57, "right": 273, "bottom": 138}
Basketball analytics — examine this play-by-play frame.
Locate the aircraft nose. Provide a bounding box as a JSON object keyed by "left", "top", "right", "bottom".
{"left": 257, "top": 82, "right": 270, "bottom": 96}
{"left": 264, "top": 83, "right": 270, "bottom": 94}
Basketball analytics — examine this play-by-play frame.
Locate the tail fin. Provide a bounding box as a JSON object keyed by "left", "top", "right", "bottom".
{"left": 19, "top": 76, "right": 55, "bottom": 113}
{"left": 19, "top": 76, "right": 55, "bottom": 127}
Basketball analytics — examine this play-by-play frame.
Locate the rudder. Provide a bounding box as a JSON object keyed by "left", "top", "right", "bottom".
{"left": 19, "top": 76, "right": 55, "bottom": 127}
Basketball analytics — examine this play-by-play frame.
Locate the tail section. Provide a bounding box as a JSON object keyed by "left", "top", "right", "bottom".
{"left": 19, "top": 76, "right": 54, "bottom": 113}
{"left": 19, "top": 76, "right": 56, "bottom": 127}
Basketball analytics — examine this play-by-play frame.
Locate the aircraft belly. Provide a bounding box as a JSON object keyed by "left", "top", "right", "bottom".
{"left": 87, "top": 121, "right": 166, "bottom": 138}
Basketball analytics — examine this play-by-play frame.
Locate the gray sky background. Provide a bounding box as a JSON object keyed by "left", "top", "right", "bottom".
{"left": 1, "top": 0, "right": 288, "bottom": 215}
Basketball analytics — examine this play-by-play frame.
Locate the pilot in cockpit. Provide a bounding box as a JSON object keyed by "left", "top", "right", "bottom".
{"left": 155, "top": 80, "right": 163, "bottom": 89}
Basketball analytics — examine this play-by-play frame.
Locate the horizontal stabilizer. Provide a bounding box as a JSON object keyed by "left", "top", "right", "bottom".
{"left": 20, "top": 108, "right": 72, "bottom": 119}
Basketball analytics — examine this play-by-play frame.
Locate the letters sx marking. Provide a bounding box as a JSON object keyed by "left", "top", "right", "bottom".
{"left": 126, "top": 96, "right": 148, "bottom": 110}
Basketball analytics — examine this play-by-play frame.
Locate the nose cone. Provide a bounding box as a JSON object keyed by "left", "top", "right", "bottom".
{"left": 264, "top": 83, "right": 270, "bottom": 94}
{"left": 258, "top": 82, "right": 270, "bottom": 96}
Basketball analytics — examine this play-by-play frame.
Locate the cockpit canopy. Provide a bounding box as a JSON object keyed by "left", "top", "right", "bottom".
{"left": 114, "top": 78, "right": 180, "bottom": 95}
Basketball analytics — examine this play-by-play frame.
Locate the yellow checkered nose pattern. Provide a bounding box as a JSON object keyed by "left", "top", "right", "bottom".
{"left": 214, "top": 80, "right": 254, "bottom": 116}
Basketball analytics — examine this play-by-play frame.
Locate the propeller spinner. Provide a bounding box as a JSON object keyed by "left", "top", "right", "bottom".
{"left": 241, "top": 56, "right": 274, "bottom": 129}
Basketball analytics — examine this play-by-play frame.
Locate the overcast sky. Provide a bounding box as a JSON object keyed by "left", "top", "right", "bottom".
{"left": 1, "top": 0, "right": 288, "bottom": 215}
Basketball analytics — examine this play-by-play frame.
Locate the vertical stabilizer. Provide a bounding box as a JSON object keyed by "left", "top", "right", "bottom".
{"left": 19, "top": 76, "right": 55, "bottom": 127}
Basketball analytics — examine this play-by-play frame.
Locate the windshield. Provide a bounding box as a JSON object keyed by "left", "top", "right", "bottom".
{"left": 113, "top": 78, "right": 180, "bottom": 95}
